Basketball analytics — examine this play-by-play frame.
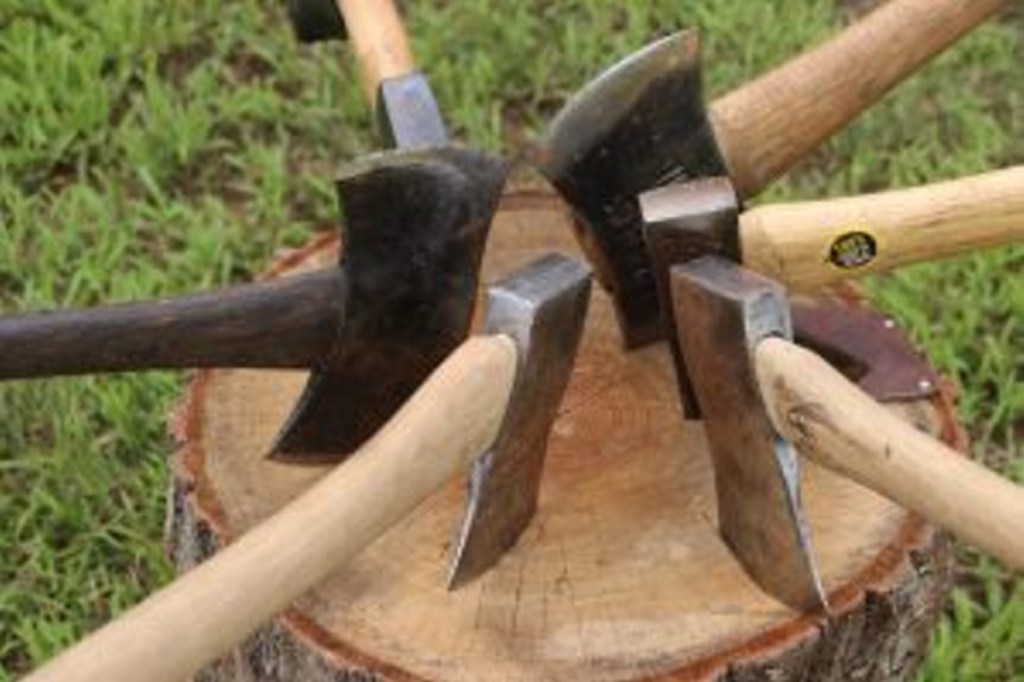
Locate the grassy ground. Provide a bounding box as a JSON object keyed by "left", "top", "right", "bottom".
{"left": 0, "top": 0, "right": 1020, "bottom": 679}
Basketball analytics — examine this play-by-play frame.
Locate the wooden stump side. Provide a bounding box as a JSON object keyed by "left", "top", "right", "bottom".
{"left": 166, "top": 191, "right": 957, "bottom": 681}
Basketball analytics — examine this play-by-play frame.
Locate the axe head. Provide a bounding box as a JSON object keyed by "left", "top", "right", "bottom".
{"left": 271, "top": 147, "right": 508, "bottom": 462}
{"left": 536, "top": 31, "right": 727, "bottom": 348}
{"left": 669, "top": 255, "right": 826, "bottom": 613}
{"left": 448, "top": 254, "right": 591, "bottom": 588}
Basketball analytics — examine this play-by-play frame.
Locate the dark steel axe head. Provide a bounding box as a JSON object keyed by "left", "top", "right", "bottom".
{"left": 669, "top": 255, "right": 826, "bottom": 613}
{"left": 271, "top": 146, "right": 508, "bottom": 462}
{"left": 287, "top": 0, "right": 346, "bottom": 42}
{"left": 535, "top": 30, "right": 728, "bottom": 348}
{"left": 448, "top": 253, "right": 592, "bottom": 588}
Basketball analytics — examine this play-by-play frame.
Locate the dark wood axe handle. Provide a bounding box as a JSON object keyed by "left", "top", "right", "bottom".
{"left": 335, "top": 0, "right": 416, "bottom": 102}
{"left": 0, "top": 269, "right": 345, "bottom": 379}
{"left": 709, "top": 0, "right": 1006, "bottom": 198}
{"left": 22, "top": 335, "right": 517, "bottom": 682}
{"left": 740, "top": 165, "right": 1024, "bottom": 290}
{"left": 756, "top": 337, "right": 1024, "bottom": 571}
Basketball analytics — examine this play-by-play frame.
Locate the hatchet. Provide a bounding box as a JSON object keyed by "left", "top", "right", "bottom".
{"left": 288, "top": 0, "right": 583, "bottom": 583}
{"left": 22, "top": 253, "right": 592, "bottom": 682}
{"left": 664, "top": 255, "right": 1024, "bottom": 612}
{"left": 641, "top": 165, "right": 1024, "bottom": 415}
{"left": 537, "top": 0, "right": 1007, "bottom": 348}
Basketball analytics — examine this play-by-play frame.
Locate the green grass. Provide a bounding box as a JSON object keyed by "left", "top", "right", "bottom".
{"left": 0, "top": 1, "right": 1020, "bottom": 679}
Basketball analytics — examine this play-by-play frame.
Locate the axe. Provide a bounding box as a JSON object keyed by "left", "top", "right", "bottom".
{"left": 288, "top": 0, "right": 446, "bottom": 147}
{"left": 288, "top": 0, "right": 575, "bottom": 582}
{"left": 642, "top": 165, "right": 1024, "bottom": 416}
{"left": 22, "top": 254, "right": 592, "bottom": 682}
{"left": 537, "top": 0, "right": 1007, "bottom": 348}
{"left": 663, "top": 255, "right": 1024, "bottom": 612}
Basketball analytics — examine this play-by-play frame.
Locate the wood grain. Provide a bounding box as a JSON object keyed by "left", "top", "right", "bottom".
{"left": 24, "top": 335, "right": 517, "bottom": 682}
{"left": 757, "top": 337, "right": 1024, "bottom": 571}
{"left": 740, "top": 165, "right": 1024, "bottom": 290}
{"left": 336, "top": 0, "right": 415, "bottom": 101}
{"left": 709, "top": 0, "right": 1006, "bottom": 198}
{"left": 166, "top": 191, "right": 957, "bottom": 681}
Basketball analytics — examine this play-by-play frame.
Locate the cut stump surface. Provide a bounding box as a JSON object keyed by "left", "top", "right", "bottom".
{"left": 168, "top": 189, "right": 957, "bottom": 681}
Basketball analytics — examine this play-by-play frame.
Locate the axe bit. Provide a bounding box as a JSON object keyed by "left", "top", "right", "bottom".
{"left": 537, "top": 0, "right": 1006, "bottom": 348}
{"left": 667, "top": 255, "right": 1024, "bottom": 612}
{"left": 0, "top": 147, "right": 508, "bottom": 461}
{"left": 641, "top": 166, "right": 1024, "bottom": 418}
{"left": 23, "top": 254, "right": 593, "bottom": 682}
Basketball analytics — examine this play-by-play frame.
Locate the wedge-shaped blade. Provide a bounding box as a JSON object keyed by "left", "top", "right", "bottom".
{"left": 448, "top": 254, "right": 591, "bottom": 588}
{"left": 271, "top": 147, "right": 508, "bottom": 461}
{"left": 537, "top": 30, "right": 727, "bottom": 347}
{"left": 670, "top": 256, "right": 826, "bottom": 612}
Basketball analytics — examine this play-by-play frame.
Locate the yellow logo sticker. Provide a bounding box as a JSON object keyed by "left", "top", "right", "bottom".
{"left": 827, "top": 230, "right": 878, "bottom": 270}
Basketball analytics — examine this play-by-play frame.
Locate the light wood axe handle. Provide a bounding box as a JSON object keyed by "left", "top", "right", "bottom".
{"left": 755, "top": 336, "right": 1024, "bottom": 571}
{"left": 740, "top": 165, "right": 1024, "bottom": 291}
{"left": 709, "top": 0, "right": 1006, "bottom": 198}
{"left": 24, "top": 335, "right": 517, "bottom": 682}
{"left": 336, "top": 0, "right": 416, "bottom": 102}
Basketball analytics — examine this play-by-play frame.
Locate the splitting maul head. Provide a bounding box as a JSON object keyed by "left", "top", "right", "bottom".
{"left": 667, "top": 255, "right": 826, "bottom": 613}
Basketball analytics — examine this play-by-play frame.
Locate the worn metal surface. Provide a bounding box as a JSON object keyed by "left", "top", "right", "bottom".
{"left": 670, "top": 256, "right": 826, "bottom": 613}
{"left": 272, "top": 147, "right": 508, "bottom": 460}
{"left": 377, "top": 72, "right": 448, "bottom": 148}
{"left": 287, "top": 0, "right": 346, "bottom": 42}
{"left": 537, "top": 31, "right": 727, "bottom": 348}
{"left": 448, "top": 254, "right": 591, "bottom": 588}
{"left": 641, "top": 177, "right": 741, "bottom": 417}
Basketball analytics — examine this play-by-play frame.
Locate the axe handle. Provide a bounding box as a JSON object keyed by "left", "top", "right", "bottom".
{"left": 24, "top": 335, "right": 518, "bottom": 682}
{"left": 336, "top": 0, "right": 415, "bottom": 102}
{"left": 0, "top": 269, "right": 345, "bottom": 379}
{"left": 755, "top": 337, "right": 1024, "bottom": 571}
{"left": 740, "top": 165, "right": 1024, "bottom": 291}
{"left": 709, "top": 0, "right": 1005, "bottom": 198}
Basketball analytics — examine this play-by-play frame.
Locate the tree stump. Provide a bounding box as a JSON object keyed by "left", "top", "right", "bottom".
{"left": 167, "top": 189, "right": 958, "bottom": 681}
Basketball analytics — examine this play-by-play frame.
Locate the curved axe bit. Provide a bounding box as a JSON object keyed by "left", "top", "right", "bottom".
{"left": 538, "top": 0, "right": 1004, "bottom": 347}
{"left": 448, "top": 254, "right": 591, "bottom": 588}
{"left": 0, "top": 147, "right": 507, "bottom": 463}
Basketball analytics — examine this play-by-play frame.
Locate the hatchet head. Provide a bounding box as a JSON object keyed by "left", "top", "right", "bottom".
{"left": 448, "top": 253, "right": 591, "bottom": 588}
{"left": 668, "top": 255, "right": 826, "bottom": 613}
{"left": 287, "top": 0, "right": 447, "bottom": 149}
{"left": 536, "top": 31, "right": 728, "bottom": 348}
{"left": 271, "top": 146, "right": 507, "bottom": 462}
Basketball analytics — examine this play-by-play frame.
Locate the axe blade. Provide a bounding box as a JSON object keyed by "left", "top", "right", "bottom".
{"left": 670, "top": 256, "right": 826, "bottom": 612}
{"left": 377, "top": 72, "right": 448, "bottom": 149}
{"left": 448, "top": 253, "right": 592, "bottom": 588}
{"left": 271, "top": 147, "right": 508, "bottom": 462}
{"left": 537, "top": 30, "right": 727, "bottom": 348}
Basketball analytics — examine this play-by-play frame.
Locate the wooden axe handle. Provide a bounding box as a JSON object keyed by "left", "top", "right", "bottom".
{"left": 24, "top": 335, "right": 517, "bottom": 682}
{"left": 740, "top": 165, "right": 1024, "bottom": 291}
{"left": 336, "top": 0, "right": 416, "bottom": 102}
{"left": 709, "top": 0, "right": 1006, "bottom": 198}
{"left": 755, "top": 337, "right": 1024, "bottom": 571}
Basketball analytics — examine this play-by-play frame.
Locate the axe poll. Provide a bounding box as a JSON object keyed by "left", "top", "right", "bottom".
{"left": 538, "top": 0, "right": 1007, "bottom": 347}
{"left": 642, "top": 165, "right": 1024, "bottom": 416}
{"left": 23, "top": 253, "right": 592, "bottom": 682}
{"left": 665, "top": 256, "right": 1024, "bottom": 612}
